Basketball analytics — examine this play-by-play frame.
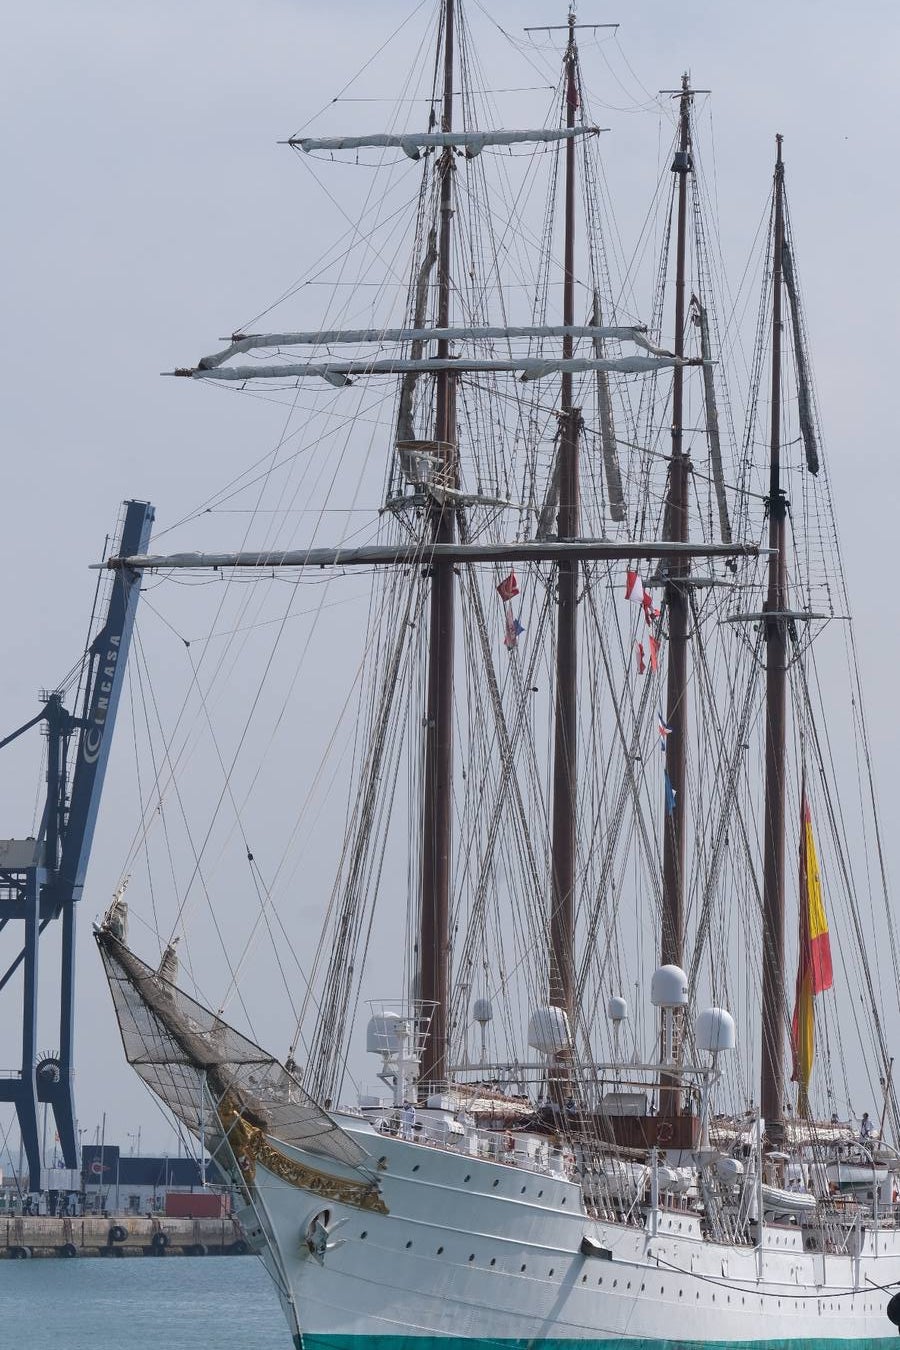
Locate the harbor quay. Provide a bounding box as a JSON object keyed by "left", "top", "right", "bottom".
{"left": 0, "top": 1213, "right": 249, "bottom": 1258}
{"left": 0, "top": 1141, "right": 245, "bottom": 1256}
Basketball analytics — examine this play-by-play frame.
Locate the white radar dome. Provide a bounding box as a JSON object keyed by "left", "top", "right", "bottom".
{"left": 651, "top": 965, "right": 689, "bottom": 1008}
{"left": 527, "top": 1006, "right": 571, "bottom": 1056}
{"left": 366, "top": 1012, "right": 406, "bottom": 1055}
{"left": 694, "top": 1006, "right": 736, "bottom": 1054}
{"left": 607, "top": 996, "right": 628, "bottom": 1023}
{"left": 472, "top": 998, "right": 493, "bottom": 1025}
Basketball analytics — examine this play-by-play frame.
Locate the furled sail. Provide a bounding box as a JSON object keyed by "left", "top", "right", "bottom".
{"left": 184, "top": 355, "right": 685, "bottom": 385}
{"left": 781, "top": 237, "right": 819, "bottom": 476}
{"left": 291, "top": 127, "right": 599, "bottom": 159}
{"left": 692, "top": 294, "right": 732, "bottom": 542}
{"left": 196, "top": 325, "right": 671, "bottom": 372}
{"left": 396, "top": 228, "right": 438, "bottom": 445}
{"left": 592, "top": 291, "right": 626, "bottom": 524}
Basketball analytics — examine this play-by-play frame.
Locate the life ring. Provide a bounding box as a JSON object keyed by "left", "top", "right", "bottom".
{"left": 151, "top": 1231, "right": 169, "bottom": 1253}
{"left": 60, "top": 1242, "right": 78, "bottom": 1258}
{"left": 108, "top": 1224, "right": 128, "bottom": 1244}
{"left": 657, "top": 1120, "right": 674, "bottom": 1145}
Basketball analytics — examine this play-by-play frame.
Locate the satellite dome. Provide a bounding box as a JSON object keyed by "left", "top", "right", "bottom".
{"left": 527, "top": 1006, "right": 571, "bottom": 1056}
{"left": 607, "top": 996, "right": 628, "bottom": 1023}
{"left": 366, "top": 1011, "right": 406, "bottom": 1055}
{"left": 472, "top": 998, "right": 493, "bottom": 1025}
{"left": 694, "top": 1006, "right": 736, "bottom": 1054}
{"left": 650, "top": 965, "right": 689, "bottom": 1008}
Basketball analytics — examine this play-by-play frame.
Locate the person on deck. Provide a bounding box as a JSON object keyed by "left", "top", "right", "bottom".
{"left": 860, "top": 1112, "right": 873, "bottom": 1141}
{"left": 400, "top": 1100, "right": 417, "bottom": 1140}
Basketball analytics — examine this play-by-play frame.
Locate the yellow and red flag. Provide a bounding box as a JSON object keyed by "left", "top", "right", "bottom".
{"left": 791, "top": 784, "right": 833, "bottom": 1107}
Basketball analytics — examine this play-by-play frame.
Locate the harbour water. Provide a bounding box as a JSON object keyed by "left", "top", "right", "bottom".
{"left": 0, "top": 1253, "right": 289, "bottom": 1348}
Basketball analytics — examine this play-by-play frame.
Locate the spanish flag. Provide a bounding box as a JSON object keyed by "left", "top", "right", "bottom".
{"left": 791, "top": 784, "right": 833, "bottom": 1111}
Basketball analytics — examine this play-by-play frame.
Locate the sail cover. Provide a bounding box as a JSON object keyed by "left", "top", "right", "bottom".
{"left": 96, "top": 924, "right": 365, "bottom": 1169}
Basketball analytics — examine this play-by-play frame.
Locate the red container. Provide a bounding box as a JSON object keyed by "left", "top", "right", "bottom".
{"left": 164, "top": 1190, "right": 230, "bottom": 1218}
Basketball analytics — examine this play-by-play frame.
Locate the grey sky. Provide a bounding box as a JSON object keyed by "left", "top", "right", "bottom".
{"left": 1, "top": 0, "right": 897, "bottom": 1154}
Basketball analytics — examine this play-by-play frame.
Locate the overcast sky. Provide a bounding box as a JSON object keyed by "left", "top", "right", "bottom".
{"left": 1, "top": 0, "right": 898, "bottom": 1161}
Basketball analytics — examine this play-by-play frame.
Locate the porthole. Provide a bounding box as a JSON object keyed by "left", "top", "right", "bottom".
{"left": 469, "top": 1254, "right": 475, "bottom": 1263}
{"left": 641, "top": 1284, "right": 645, "bottom": 1292}
{"left": 405, "top": 1241, "right": 412, "bottom": 1249}
{"left": 549, "top": 1268, "right": 554, "bottom": 1277}
{"left": 613, "top": 1279, "right": 617, "bottom": 1288}
{"left": 490, "top": 1258, "right": 496, "bottom": 1267}
{"left": 561, "top": 1197, "right": 567, "bottom": 1205}
{"left": 412, "top": 1164, "right": 420, "bottom": 1173}
{"left": 360, "top": 1231, "right": 368, "bottom": 1240}
{"left": 437, "top": 1247, "right": 444, "bottom": 1255}
{"left": 521, "top": 1264, "right": 527, "bottom": 1273}
{"left": 627, "top": 1282, "right": 631, "bottom": 1290}
{"left": 581, "top": 1275, "right": 587, "bottom": 1284}
{"left": 520, "top": 1186, "right": 526, "bottom": 1194}
{"left": 492, "top": 1179, "right": 499, "bottom": 1188}
{"left": 464, "top": 1174, "right": 471, "bottom": 1183}
{"left": 538, "top": 1189, "right": 543, "bottom": 1197}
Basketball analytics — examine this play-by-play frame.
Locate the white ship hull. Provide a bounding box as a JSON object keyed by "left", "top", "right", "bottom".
{"left": 245, "top": 1118, "right": 900, "bottom": 1349}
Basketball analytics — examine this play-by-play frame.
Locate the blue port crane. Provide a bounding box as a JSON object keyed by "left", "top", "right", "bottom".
{"left": 0, "top": 500, "right": 154, "bottom": 1191}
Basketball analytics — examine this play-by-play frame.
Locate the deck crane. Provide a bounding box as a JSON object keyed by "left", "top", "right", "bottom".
{"left": 0, "top": 500, "right": 154, "bottom": 1191}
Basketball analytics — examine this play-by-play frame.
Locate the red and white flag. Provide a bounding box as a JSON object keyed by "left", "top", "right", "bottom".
{"left": 625, "top": 570, "right": 645, "bottom": 605}
{"left": 635, "top": 641, "right": 646, "bottom": 674}
{"left": 648, "top": 635, "right": 660, "bottom": 672}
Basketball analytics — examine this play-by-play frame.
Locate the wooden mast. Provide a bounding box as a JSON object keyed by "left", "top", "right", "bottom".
{"left": 659, "top": 74, "right": 692, "bottom": 1117}
{"left": 548, "top": 13, "right": 581, "bottom": 1032}
{"left": 419, "top": 0, "right": 457, "bottom": 1095}
{"left": 760, "top": 134, "right": 788, "bottom": 1148}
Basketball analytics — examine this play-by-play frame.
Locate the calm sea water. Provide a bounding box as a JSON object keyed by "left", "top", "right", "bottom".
{"left": 0, "top": 1254, "right": 291, "bottom": 1349}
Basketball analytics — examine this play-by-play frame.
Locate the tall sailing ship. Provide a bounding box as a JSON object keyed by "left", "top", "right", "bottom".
{"left": 95, "top": 4, "right": 900, "bottom": 1345}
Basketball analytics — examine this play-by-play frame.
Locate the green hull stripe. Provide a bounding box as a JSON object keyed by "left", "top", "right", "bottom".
{"left": 300, "top": 1337, "right": 896, "bottom": 1350}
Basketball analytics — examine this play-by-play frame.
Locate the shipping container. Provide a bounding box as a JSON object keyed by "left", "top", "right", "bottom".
{"left": 164, "top": 1190, "right": 230, "bottom": 1218}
